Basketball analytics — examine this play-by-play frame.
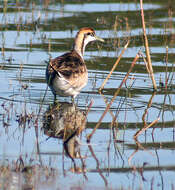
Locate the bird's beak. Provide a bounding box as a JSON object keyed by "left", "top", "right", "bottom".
{"left": 95, "top": 35, "right": 104, "bottom": 42}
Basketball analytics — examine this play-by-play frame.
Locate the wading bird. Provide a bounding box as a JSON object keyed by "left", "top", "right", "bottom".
{"left": 46, "top": 27, "right": 104, "bottom": 100}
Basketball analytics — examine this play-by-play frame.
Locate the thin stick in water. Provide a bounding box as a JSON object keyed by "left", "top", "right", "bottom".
{"left": 134, "top": 118, "right": 160, "bottom": 139}
{"left": 140, "top": 0, "right": 157, "bottom": 90}
{"left": 99, "top": 40, "right": 130, "bottom": 91}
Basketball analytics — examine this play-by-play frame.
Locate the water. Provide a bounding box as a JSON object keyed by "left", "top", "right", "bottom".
{"left": 0, "top": 0, "right": 175, "bottom": 189}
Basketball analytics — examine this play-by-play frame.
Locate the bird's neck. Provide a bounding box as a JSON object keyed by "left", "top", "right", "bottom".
{"left": 73, "top": 32, "right": 87, "bottom": 59}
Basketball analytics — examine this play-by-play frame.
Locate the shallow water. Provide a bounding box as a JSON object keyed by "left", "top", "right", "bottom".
{"left": 0, "top": 0, "right": 175, "bottom": 190}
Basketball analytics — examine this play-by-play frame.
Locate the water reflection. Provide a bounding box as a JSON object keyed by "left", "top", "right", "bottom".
{"left": 43, "top": 101, "right": 86, "bottom": 160}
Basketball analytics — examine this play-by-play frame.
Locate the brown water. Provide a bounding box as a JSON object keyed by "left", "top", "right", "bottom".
{"left": 0, "top": 0, "right": 175, "bottom": 189}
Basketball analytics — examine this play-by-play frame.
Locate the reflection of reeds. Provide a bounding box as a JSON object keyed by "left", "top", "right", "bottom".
{"left": 134, "top": 91, "right": 159, "bottom": 139}
{"left": 0, "top": 161, "right": 57, "bottom": 190}
{"left": 142, "top": 91, "right": 156, "bottom": 127}
{"left": 128, "top": 92, "right": 159, "bottom": 173}
{"left": 88, "top": 144, "right": 108, "bottom": 186}
{"left": 163, "top": 46, "right": 175, "bottom": 90}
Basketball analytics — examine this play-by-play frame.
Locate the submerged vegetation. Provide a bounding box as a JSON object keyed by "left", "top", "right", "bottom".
{"left": 0, "top": 0, "right": 175, "bottom": 189}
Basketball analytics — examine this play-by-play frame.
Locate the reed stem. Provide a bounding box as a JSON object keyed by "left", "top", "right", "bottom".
{"left": 87, "top": 53, "right": 139, "bottom": 142}
{"left": 134, "top": 118, "right": 159, "bottom": 139}
{"left": 140, "top": 0, "right": 157, "bottom": 90}
{"left": 99, "top": 40, "right": 130, "bottom": 91}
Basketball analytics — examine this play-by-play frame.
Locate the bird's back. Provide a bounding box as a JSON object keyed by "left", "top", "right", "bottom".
{"left": 46, "top": 50, "right": 88, "bottom": 97}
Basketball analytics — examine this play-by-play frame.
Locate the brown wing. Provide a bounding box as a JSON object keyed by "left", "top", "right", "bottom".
{"left": 47, "top": 50, "right": 87, "bottom": 83}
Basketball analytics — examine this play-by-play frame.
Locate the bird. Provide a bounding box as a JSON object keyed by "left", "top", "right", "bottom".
{"left": 46, "top": 27, "right": 104, "bottom": 100}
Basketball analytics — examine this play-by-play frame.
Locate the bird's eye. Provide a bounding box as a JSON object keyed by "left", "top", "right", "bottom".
{"left": 86, "top": 32, "right": 95, "bottom": 37}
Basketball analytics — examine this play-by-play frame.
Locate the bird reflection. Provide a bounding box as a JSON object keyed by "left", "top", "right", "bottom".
{"left": 43, "top": 102, "right": 86, "bottom": 159}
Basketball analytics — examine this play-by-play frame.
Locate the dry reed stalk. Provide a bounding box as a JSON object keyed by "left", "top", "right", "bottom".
{"left": 140, "top": 0, "right": 157, "bottom": 90}
{"left": 165, "top": 46, "right": 169, "bottom": 89}
{"left": 87, "top": 53, "right": 139, "bottom": 142}
{"left": 139, "top": 52, "right": 151, "bottom": 77}
{"left": 85, "top": 99, "right": 94, "bottom": 116}
{"left": 134, "top": 117, "right": 160, "bottom": 139}
{"left": 99, "top": 40, "right": 130, "bottom": 91}
{"left": 99, "top": 92, "right": 116, "bottom": 119}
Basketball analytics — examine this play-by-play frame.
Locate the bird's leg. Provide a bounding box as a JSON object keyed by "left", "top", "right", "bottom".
{"left": 54, "top": 94, "right": 58, "bottom": 104}
{"left": 71, "top": 96, "right": 75, "bottom": 104}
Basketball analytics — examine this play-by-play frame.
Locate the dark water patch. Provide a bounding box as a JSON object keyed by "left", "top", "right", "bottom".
{"left": 87, "top": 120, "right": 175, "bottom": 130}
{"left": 90, "top": 165, "right": 175, "bottom": 173}
{"left": 126, "top": 141, "right": 175, "bottom": 150}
